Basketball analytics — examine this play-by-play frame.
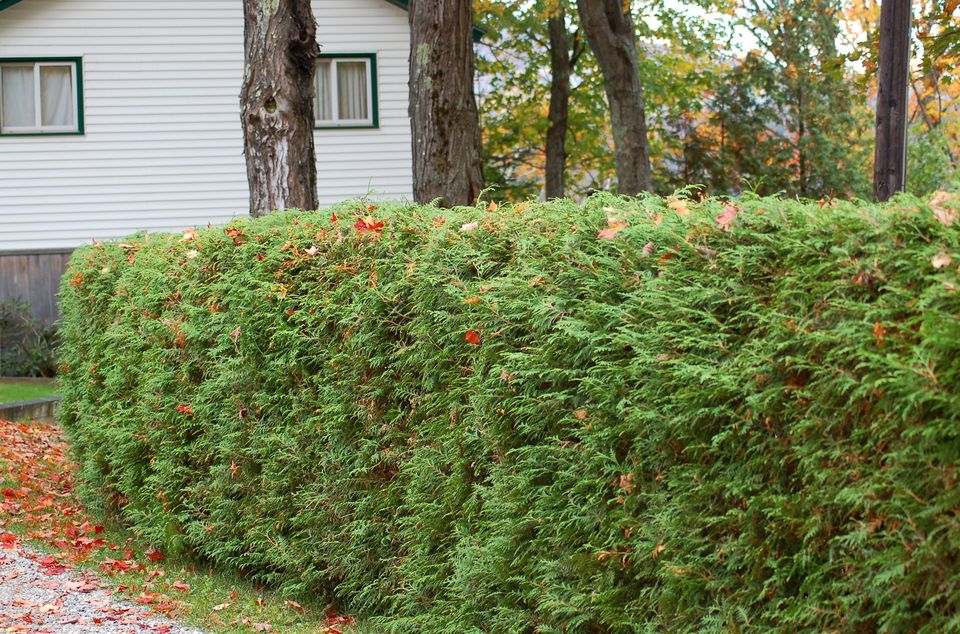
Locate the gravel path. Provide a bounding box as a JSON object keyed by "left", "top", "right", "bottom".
{"left": 0, "top": 543, "right": 205, "bottom": 634}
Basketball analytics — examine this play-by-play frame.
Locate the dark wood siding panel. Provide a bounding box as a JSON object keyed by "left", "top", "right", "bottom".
{"left": 0, "top": 251, "right": 73, "bottom": 325}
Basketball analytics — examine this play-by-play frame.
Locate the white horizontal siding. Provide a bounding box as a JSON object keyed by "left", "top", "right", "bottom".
{"left": 0, "top": 0, "right": 413, "bottom": 252}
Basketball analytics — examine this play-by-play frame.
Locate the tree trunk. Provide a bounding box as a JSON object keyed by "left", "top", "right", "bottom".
{"left": 545, "top": 10, "right": 573, "bottom": 199}
{"left": 409, "top": 0, "right": 484, "bottom": 207}
{"left": 241, "top": 0, "right": 319, "bottom": 217}
{"left": 873, "top": 0, "right": 912, "bottom": 201}
{"left": 576, "top": 0, "right": 652, "bottom": 195}
{"left": 545, "top": 7, "right": 586, "bottom": 200}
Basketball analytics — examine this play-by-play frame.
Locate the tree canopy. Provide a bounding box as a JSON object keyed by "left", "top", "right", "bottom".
{"left": 475, "top": 0, "right": 960, "bottom": 201}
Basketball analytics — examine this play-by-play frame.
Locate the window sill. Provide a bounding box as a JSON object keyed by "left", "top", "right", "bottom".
{"left": 0, "top": 130, "right": 84, "bottom": 137}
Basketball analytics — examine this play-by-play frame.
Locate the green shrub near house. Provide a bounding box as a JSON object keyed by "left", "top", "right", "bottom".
{"left": 58, "top": 193, "right": 960, "bottom": 632}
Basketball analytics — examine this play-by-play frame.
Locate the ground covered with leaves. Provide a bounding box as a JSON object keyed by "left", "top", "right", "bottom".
{"left": 0, "top": 419, "right": 356, "bottom": 633}
{"left": 58, "top": 192, "right": 960, "bottom": 632}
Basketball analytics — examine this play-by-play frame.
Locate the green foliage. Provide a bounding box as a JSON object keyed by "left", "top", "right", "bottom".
{"left": 0, "top": 299, "right": 59, "bottom": 378}
{"left": 59, "top": 194, "right": 960, "bottom": 632}
{"left": 908, "top": 124, "right": 960, "bottom": 196}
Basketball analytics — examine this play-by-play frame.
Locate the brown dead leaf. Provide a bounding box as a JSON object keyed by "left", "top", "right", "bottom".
{"left": 932, "top": 252, "right": 953, "bottom": 270}
{"left": 284, "top": 600, "right": 305, "bottom": 613}
{"left": 873, "top": 322, "right": 886, "bottom": 348}
{"left": 931, "top": 191, "right": 958, "bottom": 226}
{"left": 716, "top": 204, "right": 738, "bottom": 232}
{"left": 667, "top": 198, "right": 690, "bottom": 216}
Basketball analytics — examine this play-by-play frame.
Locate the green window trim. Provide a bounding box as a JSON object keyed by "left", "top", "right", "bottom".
{"left": 0, "top": 56, "right": 84, "bottom": 137}
{"left": 314, "top": 53, "right": 379, "bottom": 130}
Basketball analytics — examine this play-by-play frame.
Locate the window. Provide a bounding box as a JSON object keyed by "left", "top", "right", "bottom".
{"left": 313, "top": 54, "right": 378, "bottom": 129}
{"left": 0, "top": 58, "right": 83, "bottom": 135}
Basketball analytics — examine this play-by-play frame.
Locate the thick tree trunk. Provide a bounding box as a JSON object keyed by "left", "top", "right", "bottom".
{"left": 241, "top": 0, "right": 319, "bottom": 217}
{"left": 545, "top": 11, "right": 572, "bottom": 199}
{"left": 576, "top": 0, "right": 653, "bottom": 195}
{"left": 873, "top": 0, "right": 912, "bottom": 202}
{"left": 409, "top": 0, "right": 484, "bottom": 207}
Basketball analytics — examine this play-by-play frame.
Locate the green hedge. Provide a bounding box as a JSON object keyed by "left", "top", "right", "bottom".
{"left": 59, "top": 194, "right": 960, "bottom": 632}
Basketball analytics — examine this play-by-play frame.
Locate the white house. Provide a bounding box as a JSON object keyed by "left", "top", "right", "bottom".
{"left": 0, "top": 0, "right": 435, "bottom": 322}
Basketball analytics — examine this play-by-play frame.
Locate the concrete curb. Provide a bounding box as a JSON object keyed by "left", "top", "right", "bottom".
{"left": 0, "top": 396, "right": 61, "bottom": 423}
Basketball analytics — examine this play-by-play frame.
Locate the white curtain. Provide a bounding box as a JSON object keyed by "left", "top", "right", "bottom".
{"left": 40, "top": 65, "right": 73, "bottom": 127}
{"left": 337, "top": 62, "right": 367, "bottom": 121}
{"left": 314, "top": 61, "right": 332, "bottom": 121}
{"left": 1, "top": 66, "right": 35, "bottom": 128}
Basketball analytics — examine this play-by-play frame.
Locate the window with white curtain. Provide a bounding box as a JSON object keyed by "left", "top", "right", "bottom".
{"left": 0, "top": 58, "right": 82, "bottom": 135}
{"left": 313, "top": 55, "right": 377, "bottom": 128}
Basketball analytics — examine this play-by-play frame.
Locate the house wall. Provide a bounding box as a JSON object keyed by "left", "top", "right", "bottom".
{"left": 0, "top": 0, "right": 414, "bottom": 254}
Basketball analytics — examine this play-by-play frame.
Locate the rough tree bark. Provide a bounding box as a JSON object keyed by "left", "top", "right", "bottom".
{"left": 409, "top": 0, "right": 484, "bottom": 207}
{"left": 241, "top": 0, "right": 319, "bottom": 217}
{"left": 873, "top": 0, "right": 912, "bottom": 201}
{"left": 576, "top": 0, "right": 652, "bottom": 195}
{"left": 545, "top": 7, "right": 585, "bottom": 199}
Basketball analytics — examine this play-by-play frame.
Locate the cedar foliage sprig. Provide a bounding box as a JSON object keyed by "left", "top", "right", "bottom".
{"left": 58, "top": 193, "right": 960, "bottom": 632}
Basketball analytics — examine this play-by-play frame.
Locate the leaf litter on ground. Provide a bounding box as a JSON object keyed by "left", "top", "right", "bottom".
{"left": 0, "top": 419, "right": 362, "bottom": 633}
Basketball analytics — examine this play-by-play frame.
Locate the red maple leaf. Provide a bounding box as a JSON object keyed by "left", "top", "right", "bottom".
{"left": 145, "top": 545, "right": 165, "bottom": 562}
{"left": 226, "top": 227, "right": 246, "bottom": 245}
{"left": 598, "top": 220, "right": 627, "bottom": 240}
{"left": 465, "top": 330, "right": 482, "bottom": 345}
{"left": 175, "top": 405, "right": 193, "bottom": 416}
{"left": 354, "top": 216, "right": 385, "bottom": 234}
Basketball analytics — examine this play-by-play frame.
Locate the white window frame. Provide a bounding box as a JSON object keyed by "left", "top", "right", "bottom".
{"left": 0, "top": 59, "right": 82, "bottom": 135}
{"left": 314, "top": 55, "right": 377, "bottom": 129}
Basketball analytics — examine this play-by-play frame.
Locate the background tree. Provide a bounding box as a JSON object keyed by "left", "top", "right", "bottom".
{"left": 477, "top": 0, "right": 614, "bottom": 200}
{"left": 241, "top": 0, "right": 319, "bottom": 217}
{"left": 719, "top": 0, "right": 870, "bottom": 198}
{"left": 576, "top": 0, "right": 653, "bottom": 194}
{"left": 546, "top": 2, "right": 587, "bottom": 198}
{"left": 473, "top": 0, "right": 957, "bottom": 201}
{"left": 409, "top": 0, "right": 485, "bottom": 207}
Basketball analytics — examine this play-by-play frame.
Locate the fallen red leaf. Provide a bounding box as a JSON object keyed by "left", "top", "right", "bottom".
{"left": 354, "top": 216, "right": 385, "bottom": 234}
{"left": 598, "top": 220, "right": 627, "bottom": 240}
{"left": 284, "top": 599, "right": 305, "bottom": 613}
{"left": 465, "top": 330, "right": 482, "bottom": 345}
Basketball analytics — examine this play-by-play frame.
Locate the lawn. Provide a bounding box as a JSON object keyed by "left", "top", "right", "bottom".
{"left": 0, "top": 380, "right": 58, "bottom": 404}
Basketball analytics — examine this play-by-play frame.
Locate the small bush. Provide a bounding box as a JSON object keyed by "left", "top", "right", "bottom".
{"left": 59, "top": 193, "right": 960, "bottom": 632}
{"left": 0, "top": 299, "right": 58, "bottom": 377}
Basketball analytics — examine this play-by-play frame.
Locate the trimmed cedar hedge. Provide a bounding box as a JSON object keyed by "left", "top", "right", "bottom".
{"left": 59, "top": 193, "right": 960, "bottom": 632}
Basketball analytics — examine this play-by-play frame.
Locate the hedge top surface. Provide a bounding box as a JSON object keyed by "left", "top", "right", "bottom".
{"left": 58, "top": 192, "right": 960, "bottom": 633}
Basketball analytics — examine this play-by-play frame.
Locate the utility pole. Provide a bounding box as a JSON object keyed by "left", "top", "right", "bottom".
{"left": 873, "top": 0, "right": 912, "bottom": 201}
